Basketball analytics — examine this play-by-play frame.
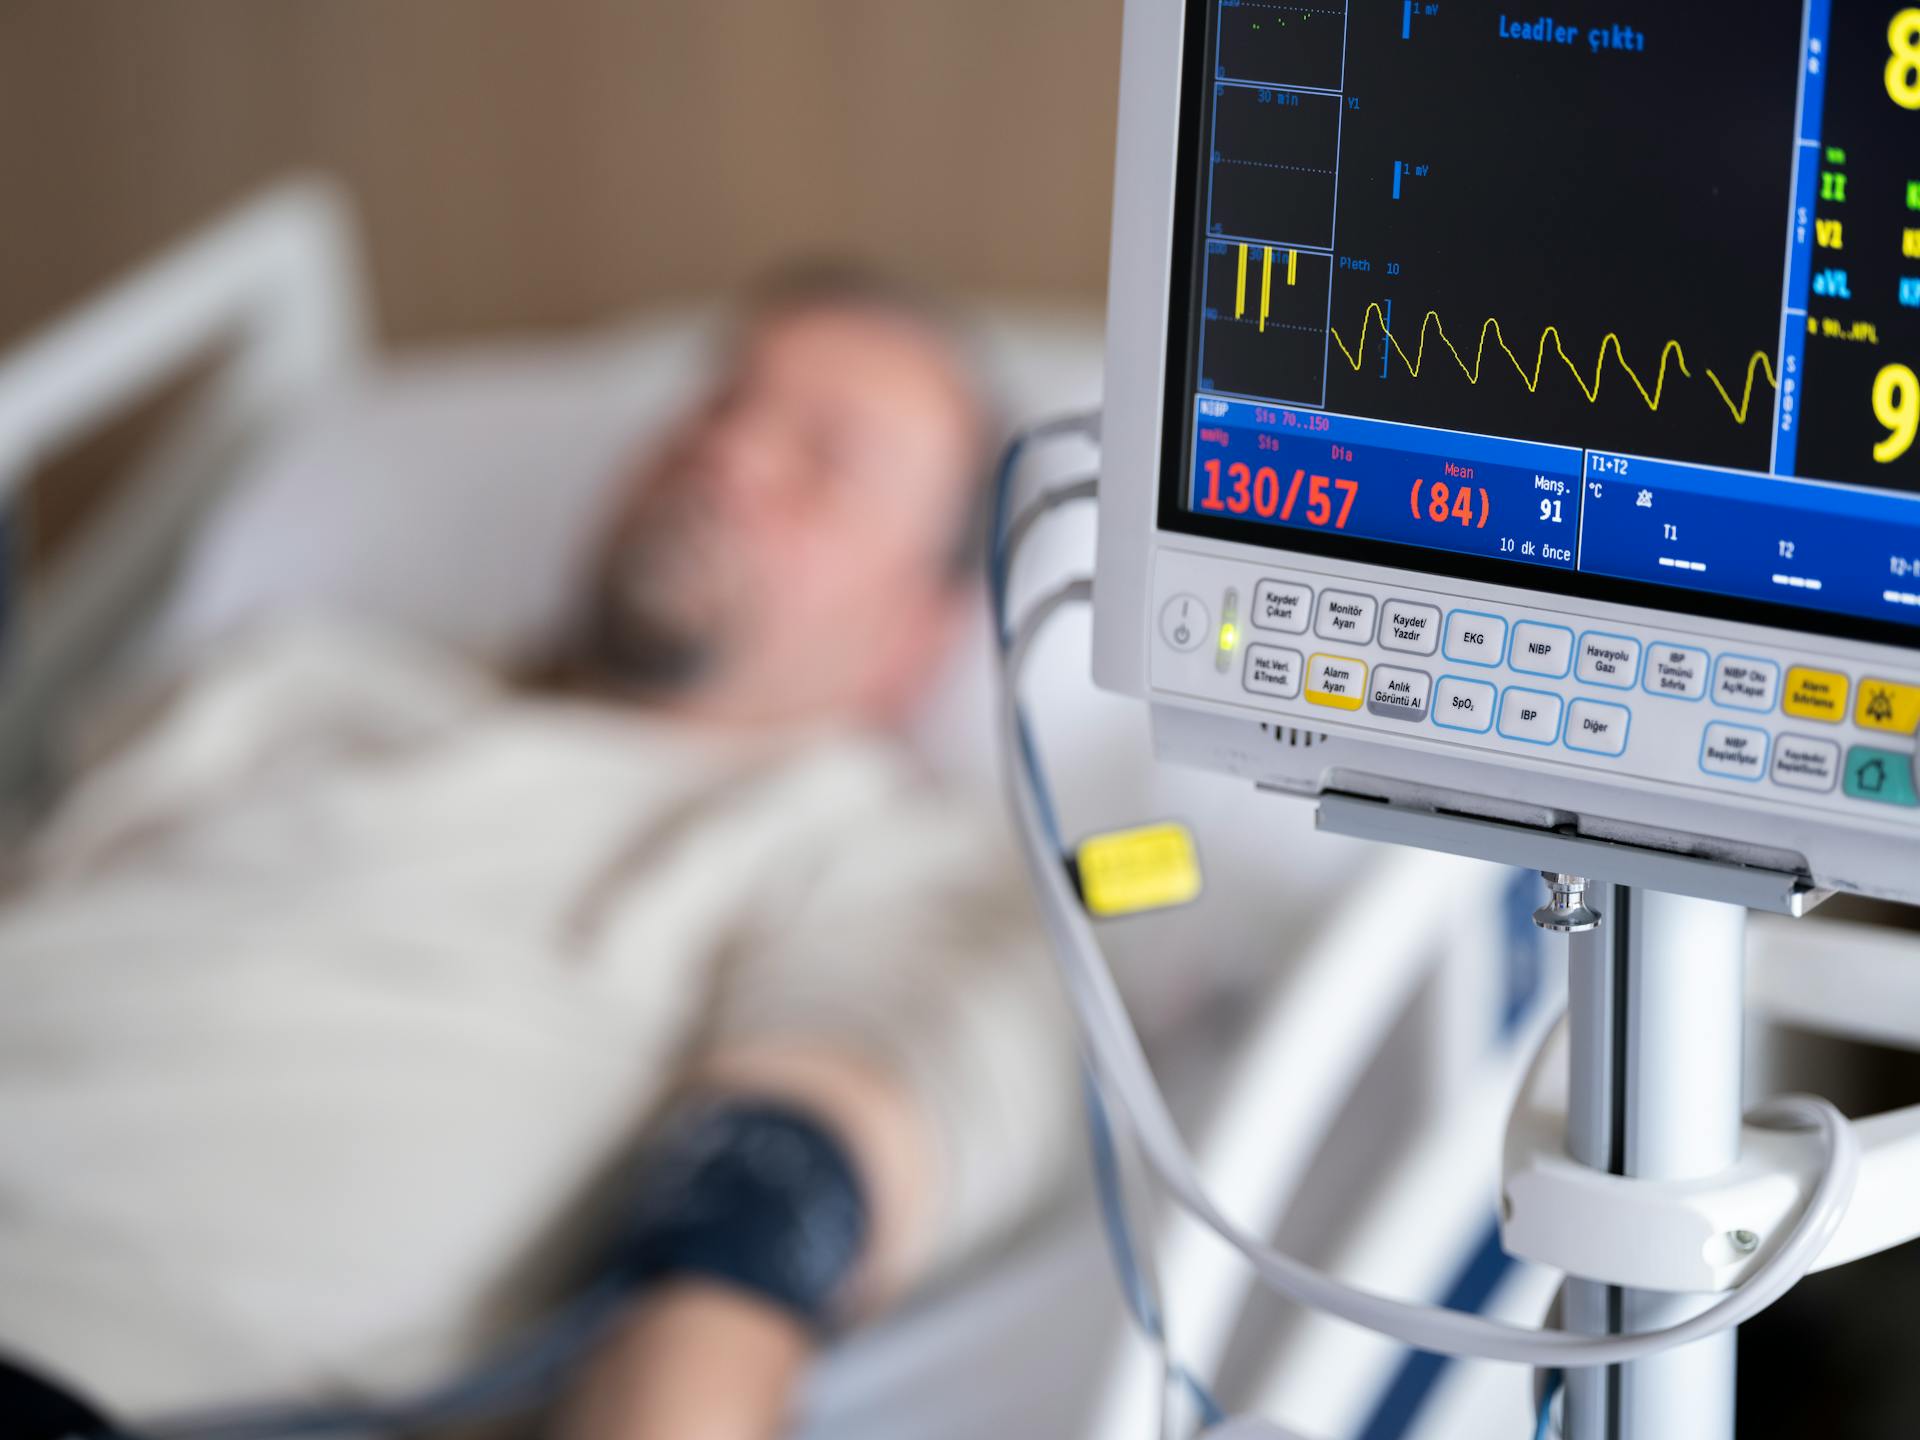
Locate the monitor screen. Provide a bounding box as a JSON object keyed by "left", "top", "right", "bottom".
{"left": 1164, "top": 0, "right": 1920, "bottom": 650}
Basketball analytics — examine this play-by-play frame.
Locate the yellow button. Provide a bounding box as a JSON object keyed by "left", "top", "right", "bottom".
{"left": 1856, "top": 678, "right": 1920, "bottom": 735}
{"left": 1077, "top": 822, "right": 1203, "bottom": 918}
{"left": 1306, "top": 653, "right": 1368, "bottom": 711}
{"left": 1782, "top": 666, "right": 1849, "bottom": 723}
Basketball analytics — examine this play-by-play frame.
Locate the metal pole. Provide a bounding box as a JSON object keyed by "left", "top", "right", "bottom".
{"left": 1557, "top": 883, "right": 1746, "bottom": 1440}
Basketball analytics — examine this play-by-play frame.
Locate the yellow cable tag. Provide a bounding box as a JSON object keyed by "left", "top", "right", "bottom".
{"left": 1076, "top": 822, "right": 1203, "bottom": 918}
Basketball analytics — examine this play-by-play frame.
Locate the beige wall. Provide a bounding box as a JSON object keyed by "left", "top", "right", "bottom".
{"left": 0, "top": 0, "right": 1122, "bottom": 349}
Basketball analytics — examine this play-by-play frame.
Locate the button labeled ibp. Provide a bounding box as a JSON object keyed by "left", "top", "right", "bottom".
{"left": 1497, "top": 687, "right": 1564, "bottom": 745}
{"left": 1856, "top": 678, "right": 1920, "bottom": 735}
{"left": 1243, "top": 645, "right": 1304, "bottom": 700}
{"left": 1306, "top": 654, "right": 1368, "bottom": 711}
{"left": 1783, "top": 666, "right": 1849, "bottom": 724}
{"left": 1252, "top": 579, "right": 1313, "bottom": 635}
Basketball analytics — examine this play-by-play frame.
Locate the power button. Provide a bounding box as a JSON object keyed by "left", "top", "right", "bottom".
{"left": 1160, "top": 593, "right": 1209, "bottom": 652}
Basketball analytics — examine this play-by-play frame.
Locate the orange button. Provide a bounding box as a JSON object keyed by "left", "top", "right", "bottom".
{"left": 1782, "top": 666, "right": 1849, "bottom": 724}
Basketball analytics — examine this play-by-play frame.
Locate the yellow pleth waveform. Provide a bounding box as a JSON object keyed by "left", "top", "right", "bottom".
{"left": 1235, "top": 243, "right": 1298, "bottom": 333}
{"left": 1329, "top": 302, "right": 1777, "bottom": 424}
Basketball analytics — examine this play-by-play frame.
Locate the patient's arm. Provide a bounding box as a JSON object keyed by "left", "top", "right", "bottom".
{"left": 561, "top": 1045, "right": 932, "bottom": 1440}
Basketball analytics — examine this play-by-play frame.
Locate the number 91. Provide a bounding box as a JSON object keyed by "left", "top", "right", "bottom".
{"left": 1874, "top": 363, "right": 1918, "bottom": 464}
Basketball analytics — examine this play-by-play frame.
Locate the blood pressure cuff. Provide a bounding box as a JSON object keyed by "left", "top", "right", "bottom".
{"left": 609, "top": 1100, "right": 871, "bottom": 1332}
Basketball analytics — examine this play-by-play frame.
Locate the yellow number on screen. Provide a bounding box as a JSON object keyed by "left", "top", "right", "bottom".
{"left": 1873, "top": 363, "right": 1919, "bottom": 462}
{"left": 1889, "top": 9, "right": 1920, "bottom": 109}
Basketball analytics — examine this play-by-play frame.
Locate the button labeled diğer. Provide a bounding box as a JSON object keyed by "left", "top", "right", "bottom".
{"left": 1433, "top": 676, "right": 1497, "bottom": 733}
{"left": 1712, "top": 655, "right": 1781, "bottom": 712}
{"left": 1772, "top": 735, "right": 1842, "bottom": 793}
{"left": 1700, "top": 722, "right": 1770, "bottom": 782}
{"left": 1509, "top": 622, "right": 1575, "bottom": 678}
{"left": 1565, "top": 699, "right": 1631, "bottom": 757}
{"left": 1643, "top": 644, "right": 1709, "bottom": 701}
{"left": 1497, "top": 687, "right": 1564, "bottom": 745}
{"left": 1379, "top": 600, "right": 1441, "bottom": 655}
{"left": 1252, "top": 579, "right": 1314, "bottom": 635}
{"left": 1366, "top": 666, "right": 1433, "bottom": 722}
{"left": 1576, "top": 632, "right": 1642, "bottom": 689}
{"left": 1315, "top": 591, "right": 1379, "bottom": 645}
{"left": 1443, "top": 611, "right": 1507, "bottom": 667}
{"left": 1783, "top": 666, "right": 1849, "bottom": 724}
{"left": 1856, "top": 678, "right": 1920, "bottom": 735}
{"left": 1306, "top": 654, "right": 1368, "bottom": 711}
{"left": 1243, "top": 645, "right": 1304, "bottom": 700}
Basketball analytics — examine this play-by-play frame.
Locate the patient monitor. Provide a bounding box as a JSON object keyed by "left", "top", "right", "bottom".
{"left": 1068, "top": 3, "right": 1920, "bottom": 1436}
{"left": 1094, "top": 0, "right": 1920, "bottom": 905}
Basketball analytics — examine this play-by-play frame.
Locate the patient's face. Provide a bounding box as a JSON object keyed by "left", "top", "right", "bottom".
{"left": 590, "top": 303, "right": 982, "bottom": 726}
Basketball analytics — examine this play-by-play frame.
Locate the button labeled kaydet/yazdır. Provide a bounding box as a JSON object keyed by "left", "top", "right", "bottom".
{"left": 1306, "top": 654, "right": 1368, "bottom": 711}
{"left": 1843, "top": 746, "right": 1919, "bottom": 807}
{"left": 1565, "top": 699, "right": 1631, "bottom": 757}
{"left": 1243, "top": 645, "right": 1304, "bottom": 700}
{"left": 1379, "top": 600, "right": 1441, "bottom": 655}
{"left": 1252, "top": 579, "right": 1314, "bottom": 635}
{"left": 1366, "top": 666, "right": 1432, "bottom": 722}
{"left": 1783, "top": 666, "right": 1849, "bottom": 724}
{"left": 1856, "top": 678, "right": 1920, "bottom": 735}
{"left": 1700, "top": 722, "right": 1769, "bottom": 782}
{"left": 1772, "top": 735, "right": 1842, "bottom": 794}
{"left": 1433, "top": 676, "right": 1497, "bottom": 733}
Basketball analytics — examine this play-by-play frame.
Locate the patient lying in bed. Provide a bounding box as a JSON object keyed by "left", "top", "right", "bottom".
{"left": 0, "top": 269, "right": 1073, "bottom": 1438}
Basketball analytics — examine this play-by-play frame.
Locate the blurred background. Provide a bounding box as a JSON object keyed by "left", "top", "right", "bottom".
{"left": 0, "top": 0, "right": 1120, "bottom": 349}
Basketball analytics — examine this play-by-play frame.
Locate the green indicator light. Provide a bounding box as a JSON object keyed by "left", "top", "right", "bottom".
{"left": 1219, "top": 622, "right": 1239, "bottom": 651}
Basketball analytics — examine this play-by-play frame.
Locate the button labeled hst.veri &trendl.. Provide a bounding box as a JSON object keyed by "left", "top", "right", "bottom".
{"left": 1243, "top": 645, "right": 1304, "bottom": 700}
{"left": 1306, "top": 654, "right": 1368, "bottom": 711}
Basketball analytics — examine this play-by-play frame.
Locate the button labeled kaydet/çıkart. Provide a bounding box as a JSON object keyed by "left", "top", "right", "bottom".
{"left": 1252, "top": 579, "right": 1313, "bottom": 635}
{"left": 1782, "top": 666, "right": 1849, "bottom": 724}
{"left": 1700, "top": 722, "right": 1769, "bottom": 782}
{"left": 1243, "top": 645, "right": 1304, "bottom": 700}
{"left": 1856, "top": 678, "right": 1920, "bottom": 735}
{"left": 1306, "top": 654, "right": 1368, "bottom": 711}
{"left": 1843, "top": 746, "right": 1919, "bottom": 807}
{"left": 1366, "top": 666, "right": 1432, "bottom": 722}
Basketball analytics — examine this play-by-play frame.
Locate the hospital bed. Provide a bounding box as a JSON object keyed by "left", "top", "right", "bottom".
{"left": 4, "top": 178, "right": 1900, "bottom": 1440}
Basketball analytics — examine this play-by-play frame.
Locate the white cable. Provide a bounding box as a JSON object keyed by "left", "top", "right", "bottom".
{"left": 999, "top": 579, "right": 1861, "bottom": 1370}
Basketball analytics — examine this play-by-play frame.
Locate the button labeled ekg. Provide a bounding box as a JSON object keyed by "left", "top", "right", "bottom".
{"left": 1443, "top": 611, "right": 1507, "bottom": 667}
{"left": 1643, "top": 644, "right": 1709, "bottom": 701}
{"left": 1700, "top": 722, "right": 1770, "bottom": 782}
{"left": 1315, "top": 591, "right": 1379, "bottom": 645}
{"left": 1565, "top": 699, "right": 1631, "bottom": 757}
{"left": 1576, "top": 632, "right": 1642, "bottom": 689}
{"left": 1366, "top": 666, "right": 1433, "bottom": 722}
{"left": 1306, "top": 654, "right": 1368, "bottom": 711}
{"left": 1252, "top": 579, "right": 1314, "bottom": 634}
{"left": 1434, "top": 676, "right": 1497, "bottom": 733}
{"left": 1379, "top": 600, "right": 1441, "bottom": 655}
{"left": 1782, "top": 666, "right": 1849, "bottom": 724}
{"left": 1712, "top": 655, "right": 1781, "bottom": 712}
{"left": 1243, "top": 645, "right": 1304, "bottom": 700}
{"left": 1856, "top": 678, "right": 1920, "bottom": 735}
{"left": 1772, "top": 735, "right": 1842, "bottom": 794}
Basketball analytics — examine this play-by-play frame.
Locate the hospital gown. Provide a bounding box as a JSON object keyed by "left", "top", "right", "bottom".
{"left": 0, "top": 621, "right": 1073, "bottom": 1415}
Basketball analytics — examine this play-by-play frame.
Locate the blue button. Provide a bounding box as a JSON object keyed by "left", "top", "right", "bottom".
{"left": 1843, "top": 746, "right": 1919, "bottom": 807}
